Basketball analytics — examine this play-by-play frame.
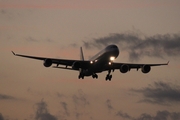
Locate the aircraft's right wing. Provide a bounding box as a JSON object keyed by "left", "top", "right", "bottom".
{"left": 12, "top": 51, "right": 91, "bottom": 69}
{"left": 104, "top": 61, "right": 169, "bottom": 73}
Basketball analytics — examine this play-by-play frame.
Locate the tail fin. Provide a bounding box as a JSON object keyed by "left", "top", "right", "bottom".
{"left": 80, "top": 47, "right": 84, "bottom": 61}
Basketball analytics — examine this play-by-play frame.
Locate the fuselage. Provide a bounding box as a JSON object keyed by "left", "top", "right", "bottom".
{"left": 82, "top": 45, "right": 119, "bottom": 76}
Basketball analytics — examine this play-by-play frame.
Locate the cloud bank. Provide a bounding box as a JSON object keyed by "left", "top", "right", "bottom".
{"left": 82, "top": 32, "right": 180, "bottom": 61}
{"left": 0, "top": 94, "right": 16, "bottom": 100}
{"left": 131, "top": 81, "right": 180, "bottom": 105}
{"left": 0, "top": 113, "right": 4, "bottom": 120}
{"left": 72, "top": 89, "right": 90, "bottom": 109}
{"left": 60, "top": 101, "right": 70, "bottom": 117}
{"left": 116, "top": 110, "right": 180, "bottom": 120}
{"left": 105, "top": 99, "right": 114, "bottom": 113}
{"left": 35, "top": 99, "right": 57, "bottom": 120}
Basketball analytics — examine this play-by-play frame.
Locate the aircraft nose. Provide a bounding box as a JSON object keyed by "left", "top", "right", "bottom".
{"left": 115, "top": 47, "right": 119, "bottom": 57}
{"left": 111, "top": 46, "right": 119, "bottom": 57}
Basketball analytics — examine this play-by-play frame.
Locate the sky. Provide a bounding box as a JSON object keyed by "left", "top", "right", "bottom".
{"left": 0, "top": 0, "right": 180, "bottom": 120}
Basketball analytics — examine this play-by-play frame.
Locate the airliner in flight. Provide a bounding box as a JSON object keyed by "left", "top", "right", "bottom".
{"left": 12, "top": 44, "right": 168, "bottom": 81}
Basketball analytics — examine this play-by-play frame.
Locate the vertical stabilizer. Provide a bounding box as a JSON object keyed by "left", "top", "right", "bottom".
{"left": 80, "top": 47, "right": 84, "bottom": 61}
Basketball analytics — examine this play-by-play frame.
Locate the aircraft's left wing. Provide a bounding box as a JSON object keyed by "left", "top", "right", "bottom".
{"left": 105, "top": 61, "right": 169, "bottom": 73}
{"left": 12, "top": 51, "right": 91, "bottom": 69}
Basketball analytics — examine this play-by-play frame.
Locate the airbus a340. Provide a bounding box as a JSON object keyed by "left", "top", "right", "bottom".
{"left": 12, "top": 45, "right": 168, "bottom": 81}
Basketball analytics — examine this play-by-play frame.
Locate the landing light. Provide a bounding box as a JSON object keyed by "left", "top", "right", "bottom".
{"left": 90, "top": 61, "right": 93, "bottom": 64}
{"left": 110, "top": 56, "right": 115, "bottom": 61}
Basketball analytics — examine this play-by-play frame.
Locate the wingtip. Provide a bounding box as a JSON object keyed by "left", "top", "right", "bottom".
{"left": 11, "top": 51, "right": 16, "bottom": 55}
{"left": 167, "top": 61, "right": 170, "bottom": 65}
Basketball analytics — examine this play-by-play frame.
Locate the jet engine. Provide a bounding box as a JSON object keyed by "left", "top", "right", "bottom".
{"left": 43, "top": 59, "right": 52, "bottom": 67}
{"left": 141, "top": 65, "right": 151, "bottom": 73}
{"left": 72, "top": 61, "right": 81, "bottom": 69}
{"left": 120, "top": 64, "right": 129, "bottom": 73}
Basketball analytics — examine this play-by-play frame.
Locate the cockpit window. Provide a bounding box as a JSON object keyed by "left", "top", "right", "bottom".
{"left": 105, "top": 45, "right": 118, "bottom": 51}
{"left": 109, "top": 45, "right": 117, "bottom": 49}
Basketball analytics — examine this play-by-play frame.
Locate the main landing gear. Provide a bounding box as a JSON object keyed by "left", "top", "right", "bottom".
{"left": 105, "top": 70, "right": 113, "bottom": 81}
{"left": 106, "top": 74, "right": 112, "bottom": 81}
{"left": 78, "top": 74, "right": 84, "bottom": 79}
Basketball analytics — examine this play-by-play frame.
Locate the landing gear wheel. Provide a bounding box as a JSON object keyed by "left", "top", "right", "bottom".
{"left": 92, "top": 74, "right": 98, "bottom": 79}
{"left": 109, "top": 75, "right": 112, "bottom": 81}
{"left": 78, "top": 75, "right": 84, "bottom": 79}
{"left": 105, "top": 74, "right": 112, "bottom": 81}
{"left": 95, "top": 74, "right": 98, "bottom": 79}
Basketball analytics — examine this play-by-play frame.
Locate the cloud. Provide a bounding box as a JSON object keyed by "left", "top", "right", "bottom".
{"left": 56, "top": 92, "right": 66, "bottom": 98}
{"left": 116, "top": 111, "right": 134, "bottom": 120}
{"left": 35, "top": 99, "right": 57, "bottom": 120}
{"left": 25, "top": 37, "right": 55, "bottom": 43}
{"left": 75, "top": 112, "right": 83, "bottom": 120}
{"left": 0, "top": 9, "right": 14, "bottom": 20}
{"left": 60, "top": 102, "right": 70, "bottom": 116}
{"left": 131, "top": 81, "right": 180, "bottom": 105}
{"left": 0, "top": 94, "right": 16, "bottom": 100}
{"left": 136, "top": 110, "right": 180, "bottom": 120}
{"left": 72, "top": 89, "right": 90, "bottom": 109}
{"left": 0, "top": 9, "right": 6, "bottom": 15}
{"left": 82, "top": 32, "right": 180, "bottom": 61}
{"left": 0, "top": 113, "right": 4, "bottom": 120}
{"left": 26, "top": 37, "right": 38, "bottom": 42}
{"left": 105, "top": 99, "right": 114, "bottom": 113}
{"left": 116, "top": 110, "right": 180, "bottom": 120}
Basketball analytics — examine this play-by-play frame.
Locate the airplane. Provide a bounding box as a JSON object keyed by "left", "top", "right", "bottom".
{"left": 12, "top": 44, "right": 169, "bottom": 81}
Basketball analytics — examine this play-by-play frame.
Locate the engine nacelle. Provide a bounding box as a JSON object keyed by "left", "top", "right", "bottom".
{"left": 120, "top": 64, "right": 129, "bottom": 73}
{"left": 141, "top": 65, "right": 151, "bottom": 73}
{"left": 72, "top": 61, "right": 81, "bottom": 69}
{"left": 43, "top": 59, "right": 52, "bottom": 67}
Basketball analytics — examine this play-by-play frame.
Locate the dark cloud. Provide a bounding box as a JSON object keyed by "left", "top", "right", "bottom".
{"left": 26, "top": 37, "right": 39, "bottom": 42}
{"left": 0, "top": 9, "right": 16, "bottom": 19}
{"left": 131, "top": 81, "right": 180, "bottom": 105}
{"left": 0, "top": 9, "right": 6, "bottom": 15}
{"left": 116, "top": 110, "right": 180, "bottom": 120}
{"left": 45, "top": 38, "right": 54, "bottom": 43}
{"left": 75, "top": 112, "right": 83, "bottom": 120}
{"left": 82, "top": 32, "right": 180, "bottom": 61}
{"left": 56, "top": 90, "right": 91, "bottom": 119}
{"left": 105, "top": 99, "right": 114, "bottom": 113}
{"left": 60, "top": 102, "right": 70, "bottom": 116}
{"left": 0, "top": 113, "right": 4, "bottom": 120}
{"left": 116, "top": 111, "right": 134, "bottom": 120}
{"left": 35, "top": 99, "right": 57, "bottom": 120}
{"left": 136, "top": 111, "right": 180, "bottom": 120}
{"left": 72, "top": 89, "right": 90, "bottom": 109}
{"left": 56, "top": 92, "right": 66, "bottom": 98}
{"left": 0, "top": 94, "right": 16, "bottom": 100}
{"left": 25, "top": 37, "right": 55, "bottom": 43}
{"left": 69, "top": 43, "right": 78, "bottom": 48}
{"left": 27, "top": 88, "right": 51, "bottom": 97}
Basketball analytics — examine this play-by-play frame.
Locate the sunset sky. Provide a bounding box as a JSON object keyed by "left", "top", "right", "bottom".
{"left": 1, "top": 0, "right": 180, "bottom": 120}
